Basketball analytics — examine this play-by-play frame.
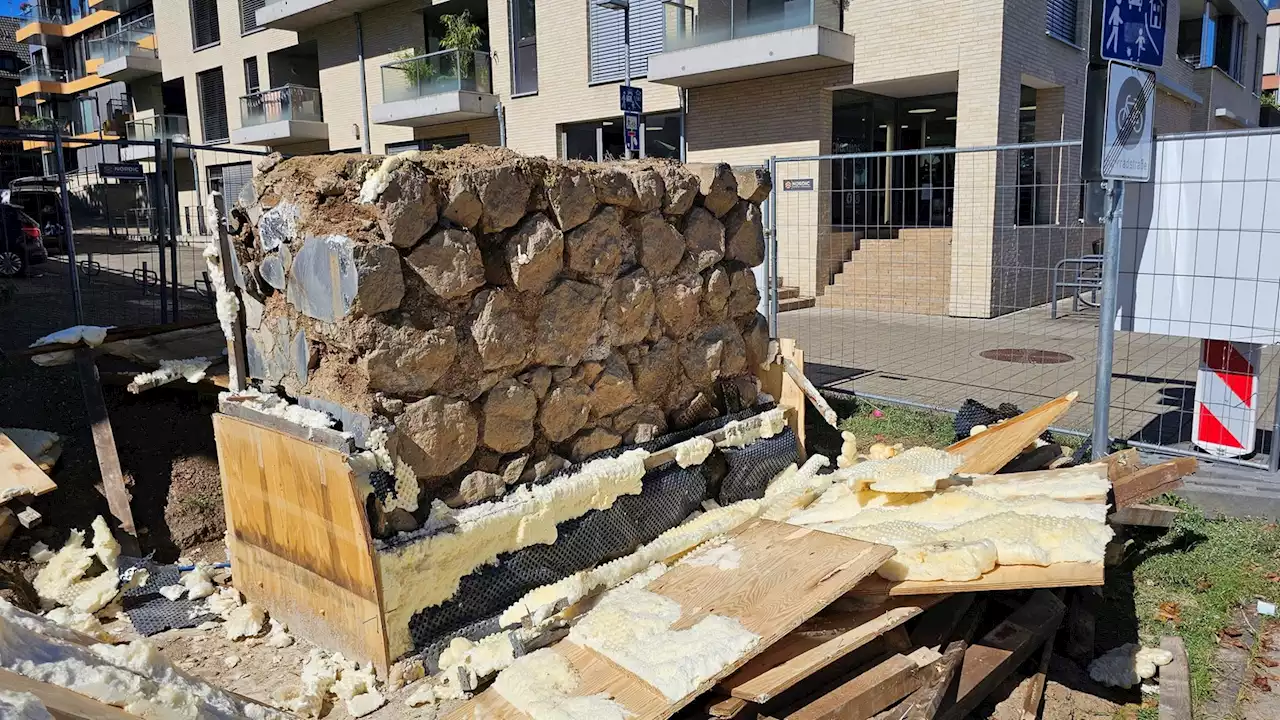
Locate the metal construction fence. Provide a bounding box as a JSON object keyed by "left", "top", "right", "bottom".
{"left": 764, "top": 130, "right": 1280, "bottom": 472}
{"left": 0, "top": 127, "right": 268, "bottom": 350}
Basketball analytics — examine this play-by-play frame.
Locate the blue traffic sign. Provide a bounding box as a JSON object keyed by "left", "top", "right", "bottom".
{"left": 1100, "top": 0, "right": 1166, "bottom": 68}
{"left": 620, "top": 85, "right": 643, "bottom": 114}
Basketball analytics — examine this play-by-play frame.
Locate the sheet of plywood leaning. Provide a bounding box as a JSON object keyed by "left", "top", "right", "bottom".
{"left": 212, "top": 413, "right": 390, "bottom": 674}
{"left": 447, "top": 519, "right": 894, "bottom": 720}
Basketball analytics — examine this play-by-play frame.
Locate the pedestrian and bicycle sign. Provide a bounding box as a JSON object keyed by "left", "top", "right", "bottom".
{"left": 1100, "top": 0, "right": 1166, "bottom": 68}
{"left": 620, "top": 86, "right": 643, "bottom": 114}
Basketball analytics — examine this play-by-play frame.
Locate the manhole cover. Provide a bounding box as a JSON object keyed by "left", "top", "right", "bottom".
{"left": 979, "top": 348, "right": 1075, "bottom": 364}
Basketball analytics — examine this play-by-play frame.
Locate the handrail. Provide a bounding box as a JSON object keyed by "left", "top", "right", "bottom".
{"left": 240, "top": 85, "right": 324, "bottom": 126}
{"left": 380, "top": 48, "right": 493, "bottom": 103}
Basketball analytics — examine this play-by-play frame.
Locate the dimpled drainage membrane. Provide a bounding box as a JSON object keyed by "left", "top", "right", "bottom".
{"left": 404, "top": 406, "right": 799, "bottom": 667}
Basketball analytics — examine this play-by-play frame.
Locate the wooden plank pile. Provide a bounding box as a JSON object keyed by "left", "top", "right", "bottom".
{"left": 438, "top": 396, "right": 1200, "bottom": 720}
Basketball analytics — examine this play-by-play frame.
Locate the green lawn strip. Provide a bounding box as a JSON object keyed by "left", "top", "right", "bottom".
{"left": 836, "top": 401, "right": 957, "bottom": 449}
{"left": 1124, "top": 498, "right": 1280, "bottom": 707}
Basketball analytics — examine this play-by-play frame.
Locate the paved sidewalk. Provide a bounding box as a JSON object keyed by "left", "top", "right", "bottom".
{"left": 778, "top": 299, "right": 1279, "bottom": 451}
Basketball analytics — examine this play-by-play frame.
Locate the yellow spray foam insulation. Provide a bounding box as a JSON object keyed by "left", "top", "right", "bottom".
{"left": 674, "top": 435, "right": 715, "bottom": 468}
{"left": 43, "top": 607, "right": 113, "bottom": 642}
{"left": 1087, "top": 643, "right": 1175, "bottom": 688}
{"left": 32, "top": 529, "right": 95, "bottom": 606}
{"left": 836, "top": 431, "right": 858, "bottom": 468}
{"left": 493, "top": 648, "right": 631, "bottom": 720}
{"left": 348, "top": 427, "right": 421, "bottom": 514}
{"left": 797, "top": 487, "right": 1108, "bottom": 532}
{"left": 761, "top": 455, "right": 834, "bottom": 520}
{"left": 276, "top": 650, "right": 385, "bottom": 718}
{"left": 0, "top": 689, "right": 52, "bottom": 719}
{"left": 1, "top": 598, "right": 290, "bottom": 719}
{"left": 936, "top": 512, "right": 1113, "bottom": 566}
{"left": 786, "top": 485, "right": 930, "bottom": 526}
{"left": 566, "top": 586, "right": 760, "bottom": 701}
{"left": 837, "top": 447, "right": 962, "bottom": 493}
{"left": 379, "top": 449, "right": 649, "bottom": 657}
{"left": 806, "top": 520, "right": 996, "bottom": 582}
{"left": 956, "top": 463, "right": 1112, "bottom": 501}
{"left": 718, "top": 408, "right": 788, "bottom": 448}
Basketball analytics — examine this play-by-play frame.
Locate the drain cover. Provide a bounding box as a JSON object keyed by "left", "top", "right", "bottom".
{"left": 979, "top": 348, "right": 1075, "bottom": 364}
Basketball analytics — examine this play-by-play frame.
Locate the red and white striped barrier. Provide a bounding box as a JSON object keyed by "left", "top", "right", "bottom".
{"left": 1192, "top": 339, "right": 1261, "bottom": 457}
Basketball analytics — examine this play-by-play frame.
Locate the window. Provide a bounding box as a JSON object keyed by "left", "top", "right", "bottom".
{"left": 1178, "top": 16, "right": 1204, "bottom": 65}
{"left": 588, "top": 0, "right": 663, "bottom": 84}
{"left": 240, "top": 0, "right": 265, "bottom": 34}
{"left": 244, "top": 57, "right": 260, "bottom": 96}
{"left": 386, "top": 136, "right": 470, "bottom": 154}
{"left": 562, "top": 113, "right": 679, "bottom": 161}
{"left": 1257, "top": 35, "right": 1265, "bottom": 93}
{"left": 1045, "top": 0, "right": 1078, "bottom": 45}
{"left": 215, "top": 162, "right": 254, "bottom": 211}
{"left": 1212, "top": 12, "right": 1245, "bottom": 82}
{"left": 510, "top": 0, "right": 538, "bottom": 95}
{"left": 190, "top": 0, "right": 221, "bottom": 50}
{"left": 196, "top": 68, "right": 229, "bottom": 142}
{"left": 0, "top": 53, "right": 18, "bottom": 73}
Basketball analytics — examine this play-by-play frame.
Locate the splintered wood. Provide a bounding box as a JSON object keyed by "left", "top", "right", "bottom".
{"left": 0, "top": 430, "right": 57, "bottom": 503}
{"left": 447, "top": 520, "right": 894, "bottom": 720}
{"left": 944, "top": 393, "right": 1077, "bottom": 474}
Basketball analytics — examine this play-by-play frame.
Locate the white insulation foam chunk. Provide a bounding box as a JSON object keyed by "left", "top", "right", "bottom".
{"left": 936, "top": 512, "right": 1113, "bottom": 567}
{"left": 877, "top": 540, "right": 998, "bottom": 582}
{"left": 673, "top": 436, "right": 715, "bottom": 468}
{"left": 43, "top": 607, "right": 112, "bottom": 642}
{"left": 802, "top": 487, "right": 1107, "bottom": 532}
{"left": 494, "top": 649, "right": 630, "bottom": 720}
{"left": 33, "top": 530, "right": 94, "bottom": 605}
{"left": 0, "top": 599, "right": 289, "bottom": 719}
{"left": 680, "top": 537, "right": 742, "bottom": 571}
{"left": 129, "top": 357, "right": 216, "bottom": 392}
{"left": 837, "top": 447, "right": 961, "bottom": 494}
{"left": 379, "top": 449, "right": 649, "bottom": 657}
{"left": 787, "top": 485, "right": 930, "bottom": 527}
{"left": 719, "top": 408, "right": 787, "bottom": 448}
{"left": 348, "top": 427, "right": 419, "bottom": 514}
{"left": 761, "top": 455, "right": 832, "bottom": 520}
{"left": 0, "top": 691, "right": 53, "bottom": 720}
{"left": 1088, "top": 644, "right": 1174, "bottom": 688}
{"left": 567, "top": 586, "right": 759, "bottom": 701}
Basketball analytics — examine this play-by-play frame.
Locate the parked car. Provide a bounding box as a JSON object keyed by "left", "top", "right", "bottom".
{"left": 0, "top": 204, "right": 47, "bottom": 277}
{"left": 5, "top": 179, "right": 66, "bottom": 253}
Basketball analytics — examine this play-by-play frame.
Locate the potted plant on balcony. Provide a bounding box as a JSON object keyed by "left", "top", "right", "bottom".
{"left": 439, "top": 11, "right": 486, "bottom": 90}
{"left": 394, "top": 48, "right": 438, "bottom": 93}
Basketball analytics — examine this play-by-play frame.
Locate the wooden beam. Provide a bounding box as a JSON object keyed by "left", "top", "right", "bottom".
{"left": 787, "top": 649, "right": 940, "bottom": 720}
{"left": 939, "top": 590, "right": 1065, "bottom": 720}
{"left": 1063, "top": 587, "right": 1099, "bottom": 665}
{"left": 13, "top": 320, "right": 217, "bottom": 358}
{"left": 759, "top": 338, "right": 806, "bottom": 458}
{"left": 945, "top": 393, "right": 1077, "bottom": 474}
{"left": 897, "top": 640, "right": 968, "bottom": 720}
{"left": 75, "top": 349, "right": 139, "bottom": 556}
{"left": 727, "top": 606, "right": 924, "bottom": 703}
{"left": 909, "top": 594, "right": 975, "bottom": 650}
{"left": 708, "top": 695, "right": 751, "bottom": 719}
{"left": 1113, "top": 458, "right": 1197, "bottom": 508}
{"left": 0, "top": 507, "right": 17, "bottom": 552}
{"left": 1099, "top": 447, "right": 1142, "bottom": 483}
{"left": 1019, "top": 622, "right": 1057, "bottom": 720}
{"left": 1157, "top": 636, "right": 1191, "bottom": 720}
{"left": 1109, "top": 503, "right": 1183, "bottom": 527}
{"left": 212, "top": 192, "right": 248, "bottom": 392}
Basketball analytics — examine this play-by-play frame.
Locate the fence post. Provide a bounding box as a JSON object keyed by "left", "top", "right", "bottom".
{"left": 153, "top": 138, "right": 169, "bottom": 323}
{"left": 52, "top": 128, "right": 84, "bottom": 325}
{"left": 1091, "top": 179, "right": 1125, "bottom": 461}
{"left": 1270, "top": 365, "right": 1280, "bottom": 473}
{"left": 166, "top": 137, "right": 180, "bottom": 321}
{"left": 767, "top": 155, "right": 778, "bottom": 335}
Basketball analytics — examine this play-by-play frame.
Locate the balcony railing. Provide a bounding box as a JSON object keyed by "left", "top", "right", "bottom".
{"left": 660, "top": 0, "right": 820, "bottom": 51}
{"left": 88, "top": 14, "right": 158, "bottom": 63}
{"left": 126, "top": 114, "right": 190, "bottom": 142}
{"left": 18, "top": 115, "right": 66, "bottom": 132}
{"left": 380, "top": 49, "right": 493, "bottom": 103}
{"left": 20, "top": 64, "right": 66, "bottom": 85}
{"left": 20, "top": 4, "right": 81, "bottom": 25}
{"left": 240, "top": 85, "right": 324, "bottom": 127}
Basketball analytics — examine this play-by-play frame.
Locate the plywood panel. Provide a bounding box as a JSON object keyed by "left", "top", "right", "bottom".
{"left": 0, "top": 668, "right": 141, "bottom": 720}
{"left": 850, "top": 563, "right": 1104, "bottom": 597}
{"left": 945, "top": 393, "right": 1077, "bottom": 474}
{"left": 0, "top": 430, "right": 57, "bottom": 500}
{"left": 449, "top": 521, "right": 894, "bottom": 720}
{"left": 213, "top": 413, "right": 388, "bottom": 672}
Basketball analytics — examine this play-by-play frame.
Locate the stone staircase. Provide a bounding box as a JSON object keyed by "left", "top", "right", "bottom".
{"left": 818, "top": 229, "right": 953, "bottom": 315}
{"left": 777, "top": 285, "right": 815, "bottom": 312}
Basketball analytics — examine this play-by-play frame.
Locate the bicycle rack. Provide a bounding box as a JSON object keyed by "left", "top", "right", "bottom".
{"left": 1050, "top": 254, "right": 1104, "bottom": 319}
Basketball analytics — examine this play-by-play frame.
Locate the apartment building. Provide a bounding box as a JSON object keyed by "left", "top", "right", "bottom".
{"left": 1264, "top": 7, "right": 1279, "bottom": 124}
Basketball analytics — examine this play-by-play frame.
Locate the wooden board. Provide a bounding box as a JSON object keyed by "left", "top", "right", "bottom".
{"left": 0, "top": 667, "right": 142, "bottom": 719}
{"left": 723, "top": 605, "right": 924, "bottom": 703}
{"left": 213, "top": 413, "right": 389, "bottom": 673}
{"left": 850, "top": 563, "right": 1104, "bottom": 597}
{"left": 1158, "top": 636, "right": 1191, "bottom": 720}
{"left": 1113, "top": 458, "right": 1197, "bottom": 508}
{"left": 0, "top": 429, "right": 58, "bottom": 501}
{"left": 1100, "top": 448, "right": 1142, "bottom": 482}
{"left": 787, "top": 649, "right": 940, "bottom": 720}
{"left": 944, "top": 393, "right": 1077, "bottom": 474}
{"left": 75, "top": 349, "right": 138, "bottom": 556}
{"left": 760, "top": 338, "right": 807, "bottom": 458}
{"left": 1109, "top": 503, "right": 1182, "bottom": 527}
{"left": 448, "top": 520, "right": 895, "bottom": 720}
{"left": 939, "top": 590, "right": 1065, "bottom": 720}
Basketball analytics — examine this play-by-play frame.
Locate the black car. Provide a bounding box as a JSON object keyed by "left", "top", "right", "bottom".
{"left": 0, "top": 204, "right": 47, "bottom": 277}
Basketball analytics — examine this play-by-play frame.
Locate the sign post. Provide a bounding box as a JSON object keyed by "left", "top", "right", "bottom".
{"left": 1084, "top": 0, "right": 1163, "bottom": 459}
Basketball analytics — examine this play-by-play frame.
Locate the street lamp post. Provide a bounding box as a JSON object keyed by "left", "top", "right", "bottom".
{"left": 597, "top": 0, "right": 633, "bottom": 159}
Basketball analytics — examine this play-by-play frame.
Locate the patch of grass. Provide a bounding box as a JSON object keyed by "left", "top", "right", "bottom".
{"left": 1124, "top": 497, "right": 1280, "bottom": 706}
{"left": 836, "top": 400, "right": 957, "bottom": 449}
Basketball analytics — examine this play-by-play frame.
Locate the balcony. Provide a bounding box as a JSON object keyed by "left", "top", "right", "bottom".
{"left": 89, "top": 14, "right": 160, "bottom": 81}
{"left": 122, "top": 115, "right": 192, "bottom": 161}
{"left": 647, "top": 0, "right": 855, "bottom": 88}
{"left": 18, "top": 64, "right": 66, "bottom": 97}
{"left": 256, "top": 0, "right": 398, "bottom": 32}
{"left": 17, "top": 3, "right": 118, "bottom": 43}
{"left": 372, "top": 49, "right": 497, "bottom": 128}
{"left": 230, "top": 85, "right": 329, "bottom": 147}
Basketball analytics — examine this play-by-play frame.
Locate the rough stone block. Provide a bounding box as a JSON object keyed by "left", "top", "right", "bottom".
{"left": 481, "top": 379, "right": 537, "bottom": 453}
{"left": 629, "top": 211, "right": 685, "bottom": 276}
{"left": 603, "top": 270, "right": 656, "bottom": 347}
{"left": 546, "top": 168, "right": 598, "bottom": 231}
{"left": 733, "top": 166, "right": 772, "bottom": 204}
{"left": 471, "top": 289, "right": 531, "bottom": 371}
{"left": 539, "top": 382, "right": 591, "bottom": 442}
{"left": 376, "top": 162, "right": 438, "bottom": 248}
{"left": 683, "top": 207, "right": 726, "bottom": 272}
{"left": 723, "top": 201, "right": 765, "bottom": 267}
{"left": 350, "top": 244, "right": 405, "bottom": 316}
{"left": 406, "top": 227, "right": 486, "bottom": 300}
{"left": 728, "top": 267, "right": 760, "bottom": 319}
{"left": 565, "top": 206, "right": 627, "bottom": 280}
{"left": 397, "top": 396, "right": 477, "bottom": 478}
{"left": 506, "top": 212, "right": 564, "bottom": 294}
{"left": 655, "top": 274, "right": 703, "bottom": 339}
{"left": 569, "top": 428, "right": 621, "bottom": 462}
{"left": 363, "top": 325, "right": 457, "bottom": 396}
{"left": 532, "top": 280, "right": 605, "bottom": 367}
{"left": 689, "top": 162, "right": 739, "bottom": 217}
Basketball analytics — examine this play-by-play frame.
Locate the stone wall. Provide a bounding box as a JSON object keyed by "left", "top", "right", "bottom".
{"left": 232, "top": 147, "right": 771, "bottom": 525}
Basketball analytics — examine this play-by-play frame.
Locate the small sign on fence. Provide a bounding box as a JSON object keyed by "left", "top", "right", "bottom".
{"left": 99, "top": 162, "right": 146, "bottom": 181}
{"left": 782, "top": 178, "right": 814, "bottom": 191}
